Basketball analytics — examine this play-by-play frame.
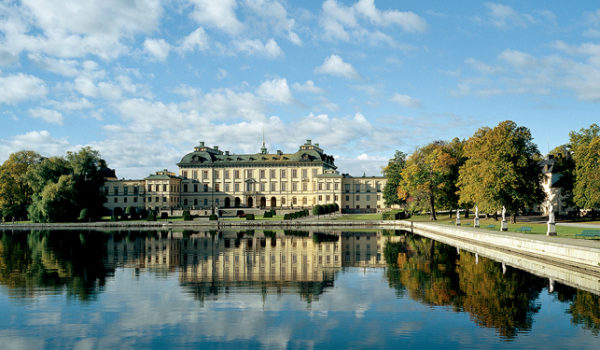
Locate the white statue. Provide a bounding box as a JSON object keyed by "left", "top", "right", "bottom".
{"left": 548, "top": 204, "right": 555, "bottom": 223}
{"left": 475, "top": 206, "right": 479, "bottom": 218}
{"left": 502, "top": 206, "right": 506, "bottom": 221}
{"left": 456, "top": 209, "right": 460, "bottom": 219}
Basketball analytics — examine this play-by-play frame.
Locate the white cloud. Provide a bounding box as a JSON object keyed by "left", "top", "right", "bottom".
{"left": 179, "top": 27, "right": 210, "bottom": 53}
{"left": 0, "top": 130, "right": 70, "bottom": 162}
{"left": 244, "top": 0, "right": 302, "bottom": 46}
{"left": 292, "top": 80, "right": 324, "bottom": 94}
{"left": 465, "top": 57, "right": 500, "bottom": 74}
{"left": 28, "top": 108, "right": 64, "bottom": 125}
{"left": 143, "top": 38, "right": 171, "bottom": 61}
{"left": 2, "top": 0, "right": 163, "bottom": 60}
{"left": 189, "top": 0, "right": 243, "bottom": 35}
{"left": 498, "top": 49, "right": 536, "bottom": 68}
{"left": 257, "top": 78, "right": 294, "bottom": 104}
{"left": 320, "top": 0, "right": 426, "bottom": 42}
{"left": 354, "top": 0, "right": 427, "bottom": 31}
{"left": 315, "top": 54, "right": 360, "bottom": 79}
{"left": 0, "top": 73, "right": 47, "bottom": 104}
{"left": 234, "top": 38, "right": 283, "bottom": 59}
{"left": 390, "top": 93, "right": 421, "bottom": 108}
{"left": 484, "top": 2, "right": 538, "bottom": 28}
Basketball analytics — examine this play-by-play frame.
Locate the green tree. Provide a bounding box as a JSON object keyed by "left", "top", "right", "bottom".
{"left": 569, "top": 124, "right": 600, "bottom": 214}
{"left": 382, "top": 151, "right": 407, "bottom": 207}
{"left": 457, "top": 121, "right": 544, "bottom": 223}
{"left": 66, "top": 147, "right": 108, "bottom": 220}
{"left": 548, "top": 144, "right": 575, "bottom": 210}
{"left": 29, "top": 175, "right": 77, "bottom": 223}
{"left": 0, "top": 151, "right": 42, "bottom": 220}
{"left": 399, "top": 141, "right": 463, "bottom": 220}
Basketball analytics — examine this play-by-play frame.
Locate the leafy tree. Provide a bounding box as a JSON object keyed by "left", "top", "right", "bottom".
{"left": 548, "top": 144, "right": 575, "bottom": 210}
{"left": 569, "top": 124, "right": 600, "bottom": 214}
{"left": 398, "top": 140, "right": 463, "bottom": 220}
{"left": 0, "top": 151, "right": 42, "bottom": 220}
{"left": 26, "top": 148, "right": 108, "bottom": 223}
{"left": 382, "top": 151, "right": 407, "bottom": 207}
{"left": 457, "top": 121, "right": 544, "bottom": 223}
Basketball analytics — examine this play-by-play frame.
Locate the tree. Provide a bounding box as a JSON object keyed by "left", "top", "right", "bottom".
{"left": 569, "top": 124, "right": 600, "bottom": 214}
{"left": 398, "top": 141, "right": 463, "bottom": 220}
{"left": 26, "top": 147, "right": 108, "bottom": 223}
{"left": 457, "top": 121, "right": 544, "bottom": 223}
{"left": 382, "top": 151, "right": 407, "bottom": 207}
{"left": 548, "top": 144, "right": 575, "bottom": 210}
{"left": 0, "top": 151, "right": 42, "bottom": 220}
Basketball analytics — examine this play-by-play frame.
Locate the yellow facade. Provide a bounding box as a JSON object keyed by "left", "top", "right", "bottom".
{"left": 103, "top": 140, "right": 388, "bottom": 213}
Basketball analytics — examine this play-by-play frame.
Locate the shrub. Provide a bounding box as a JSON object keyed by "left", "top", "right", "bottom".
{"left": 236, "top": 210, "right": 245, "bottom": 217}
{"left": 113, "top": 207, "right": 123, "bottom": 218}
{"left": 382, "top": 210, "right": 408, "bottom": 220}
{"left": 312, "top": 205, "right": 322, "bottom": 216}
{"left": 110, "top": 213, "right": 118, "bottom": 222}
{"left": 263, "top": 211, "right": 273, "bottom": 218}
{"left": 146, "top": 211, "right": 157, "bottom": 221}
{"left": 209, "top": 214, "right": 218, "bottom": 220}
{"left": 160, "top": 212, "right": 169, "bottom": 220}
{"left": 183, "top": 210, "right": 192, "bottom": 221}
{"left": 246, "top": 214, "right": 255, "bottom": 221}
{"left": 283, "top": 213, "right": 291, "bottom": 220}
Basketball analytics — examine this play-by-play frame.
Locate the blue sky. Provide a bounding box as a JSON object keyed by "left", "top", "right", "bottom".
{"left": 1, "top": 0, "right": 599, "bottom": 178}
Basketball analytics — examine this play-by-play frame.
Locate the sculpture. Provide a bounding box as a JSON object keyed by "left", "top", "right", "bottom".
{"left": 475, "top": 206, "right": 479, "bottom": 218}
{"left": 456, "top": 209, "right": 460, "bottom": 219}
{"left": 502, "top": 206, "right": 506, "bottom": 221}
{"left": 548, "top": 204, "right": 555, "bottom": 223}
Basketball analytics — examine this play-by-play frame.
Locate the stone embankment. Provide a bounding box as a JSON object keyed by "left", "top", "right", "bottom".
{"left": 396, "top": 221, "right": 600, "bottom": 274}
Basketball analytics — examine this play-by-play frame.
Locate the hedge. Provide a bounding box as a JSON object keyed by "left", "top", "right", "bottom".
{"left": 382, "top": 210, "right": 409, "bottom": 220}
{"left": 246, "top": 214, "right": 255, "bottom": 220}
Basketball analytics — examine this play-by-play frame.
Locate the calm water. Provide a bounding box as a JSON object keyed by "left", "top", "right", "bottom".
{"left": 0, "top": 229, "right": 599, "bottom": 349}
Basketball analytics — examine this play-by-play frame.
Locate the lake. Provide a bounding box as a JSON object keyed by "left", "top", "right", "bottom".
{"left": 0, "top": 229, "right": 598, "bottom": 349}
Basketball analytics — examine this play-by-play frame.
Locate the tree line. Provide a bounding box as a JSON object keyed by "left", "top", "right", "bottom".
{"left": 0, "top": 147, "right": 108, "bottom": 223}
{"left": 383, "top": 120, "right": 600, "bottom": 221}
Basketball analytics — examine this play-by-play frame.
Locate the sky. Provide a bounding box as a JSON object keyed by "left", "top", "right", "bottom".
{"left": 1, "top": 0, "right": 600, "bottom": 179}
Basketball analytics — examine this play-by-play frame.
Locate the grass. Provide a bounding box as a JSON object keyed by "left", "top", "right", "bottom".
{"left": 332, "top": 213, "right": 382, "bottom": 221}
{"left": 407, "top": 214, "right": 599, "bottom": 239}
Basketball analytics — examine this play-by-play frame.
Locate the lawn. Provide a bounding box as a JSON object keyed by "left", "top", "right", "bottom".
{"left": 407, "top": 214, "right": 598, "bottom": 239}
{"left": 332, "top": 213, "right": 383, "bottom": 221}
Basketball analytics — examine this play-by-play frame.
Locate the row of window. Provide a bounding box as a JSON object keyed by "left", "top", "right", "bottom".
{"left": 180, "top": 168, "right": 321, "bottom": 180}
{"left": 344, "top": 183, "right": 382, "bottom": 193}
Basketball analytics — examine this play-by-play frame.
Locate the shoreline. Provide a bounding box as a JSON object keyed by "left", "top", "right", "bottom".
{"left": 2, "top": 219, "right": 599, "bottom": 273}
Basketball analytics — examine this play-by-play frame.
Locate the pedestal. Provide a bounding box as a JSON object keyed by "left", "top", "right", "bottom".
{"left": 474, "top": 217, "right": 480, "bottom": 228}
{"left": 547, "top": 222, "right": 557, "bottom": 236}
{"left": 501, "top": 220, "right": 508, "bottom": 231}
{"left": 456, "top": 217, "right": 461, "bottom": 226}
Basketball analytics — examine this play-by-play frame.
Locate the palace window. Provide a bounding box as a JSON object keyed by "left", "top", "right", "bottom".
{"left": 326, "top": 195, "right": 330, "bottom": 201}
{"left": 202, "top": 170, "right": 208, "bottom": 179}
{"left": 215, "top": 184, "right": 220, "bottom": 192}
{"left": 345, "top": 184, "right": 350, "bottom": 193}
{"left": 355, "top": 184, "right": 360, "bottom": 192}
{"left": 292, "top": 169, "right": 298, "bottom": 178}
{"left": 184, "top": 199, "right": 188, "bottom": 205}
{"left": 302, "top": 197, "right": 307, "bottom": 205}
{"left": 192, "top": 170, "right": 198, "bottom": 179}
{"left": 246, "top": 169, "right": 253, "bottom": 178}
{"left": 124, "top": 187, "right": 128, "bottom": 195}
{"left": 334, "top": 183, "right": 339, "bottom": 190}
{"left": 225, "top": 184, "right": 230, "bottom": 192}
{"left": 234, "top": 170, "right": 240, "bottom": 179}
{"left": 270, "top": 169, "right": 276, "bottom": 178}
{"left": 147, "top": 184, "right": 152, "bottom": 192}
{"left": 318, "top": 183, "right": 323, "bottom": 190}
{"left": 194, "top": 199, "right": 198, "bottom": 206}
{"left": 302, "top": 169, "right": 307, "bottom": 178}
{"left": 292, "top": 182, "right": 297, "bottom": 191}
{"left": 366, "top": 195, "right": 370, "bottom": 201}
{"left": 260, "top": 182, "right": 265, "bottom": 191}
{"left": 182, "top": 171, "right": 188, "bottom": 179}
{"left": 312, "top": 169, "right": 317, "bottom": 176}
{"left": 224, "top": 170, "right": 229, "bottom": 179}
{"left": 194, "top": 184, "right": 198, "bottom": 192}
{"left": 260, "top": 170, "right": 265, "bottom": 179}
{"left": 281, "top": 182, "right": 287, "bottom": 191}
{"left": 183, "top": 184, "right": 188, "bottom": 192}
{"left": 203, "top": 184, "right": 208, "bottom": 192}
{"left": 302, "top": 183, "right": 307, "bottom": 191}
{"left": 271, "top": 182, "right": 276, "bottom": 191}
{"left": 114, "top": 187, "right": 118, "bottom": 195}
{"left": 204, "top": 199, "right": 208, "bottom": 205}
{"left": 318, "top": 195, "right": 322, "bottom": 201}
{"left": 163, "top": 197, "right": 167, "bottom": 202}
{"left": 326, "top": 183, "right": 331, "bottom": 190}
{"left": 163, "top": 184, "right": 167, "bottom": 191}
{"left": 214, "top": 170, "right": 220, "bottom": 179}
{"left": 235, "top": 183, "right": 240, "bottom": 192}
{"left": 356, "top": 195, "right": 360, "bottom": 200}
{"left": 281, "top": 169, "right": 286, "bottom": 178}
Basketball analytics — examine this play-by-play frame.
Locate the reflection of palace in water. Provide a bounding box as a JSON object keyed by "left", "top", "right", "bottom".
{"left": 106, "top": 231, "right": 399, "bottom": 284}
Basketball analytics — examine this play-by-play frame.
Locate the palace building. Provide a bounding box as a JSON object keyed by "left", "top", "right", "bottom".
{"left": 103, "top": 140, "right": 388, "bottom": 214}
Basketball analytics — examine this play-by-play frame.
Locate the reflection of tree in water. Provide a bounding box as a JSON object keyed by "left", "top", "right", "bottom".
{"left": 458, "top": 252, "right": 544, "bottom": 338}
{"left": 384, "top": 234, "right": 546, "bottom": 338}
{"left": 384, "top": 235, "right": 461, "bottom": 307}
{"left": 0, "top": 230, "right": 112, "bottom": 301}
{"left": 552, "top": 283, "right": 600, "bottom": 336}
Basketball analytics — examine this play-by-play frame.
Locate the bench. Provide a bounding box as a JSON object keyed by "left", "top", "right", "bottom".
{"left": 575, "top": 230, "right": 600, "bottom": 239}
{"left": 487, "top": 224, "right": 496, "bottom": 229}
{"left": 517, "top": 226, "right": 532, "bottom": 233}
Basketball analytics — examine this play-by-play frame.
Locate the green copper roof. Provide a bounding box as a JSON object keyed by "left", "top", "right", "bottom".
{"left": 177, "top": 141, "right": 337, "bottom": 169}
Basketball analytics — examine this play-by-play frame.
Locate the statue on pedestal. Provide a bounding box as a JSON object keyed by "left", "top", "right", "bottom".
{"left": 501, "top": 206, "right": 508, "bottom": 231}
{"left": 456, "top": 208, "right": 461, "bottom": 226}
{"left": 548, "top": 204, "right": 555, "bottom": 223}
{"left": 547, "top": 204, "right": 557, "bottom": 236}
{"left": 502, "top": 206, "right": 506, "bottom": 221}
{"left": 474, "top": 205, "right": 480, "bottom": 228}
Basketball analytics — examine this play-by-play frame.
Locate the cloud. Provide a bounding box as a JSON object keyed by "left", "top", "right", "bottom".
{"left": 484, "top": 2, "right": 539, "bottom": 28}
{"left": 244, "top": 0, "right": 302, "bottom": 46}
{"left": 28, "top": 108, "right": 64, "bottom": 125}
{"left": 498, "top": 49, "right": 536, "bottom": 68}
{"left": 390, "top": 93, "right": 421, "bottom": 108}
{"left": 315, "top": 55, "right": 360, "bottom": 79}
{"left": 0, "top": 130, "right": 70, "bottom": 162}
{"left": 178, "top": 27, "right": 210, "bottom": 53}
{"left": 257, "top": 78, "right": 294, "bottom": 104}
{"left": 1, "top": 0, "right": 163, "bottom": 60}
{"left": 320, "top": 0, "right": 427, "bottom": 42}
{"left": 292, "top": 80, "right": 324, "bottom": 94}
{"left": 0, "top": 73, "right": 47, "bottom": 104}
{"left": 189, "top": 0, "right": 243, "bottom": 35}
{"left": 234, "top": 38, "right": 283, "bottom": 59}
{"left": 143, "top": 38, "right": 171, "bottom": 61}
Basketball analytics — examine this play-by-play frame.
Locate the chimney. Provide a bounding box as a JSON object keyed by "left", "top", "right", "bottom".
{"left": 306, "top": 139, "right": 311, "bottom": 145}
{"left": 199, "top": 141, "right": 205, "bottom": 147}
{"left": 277, "top": 150, "right": 283, "bottom": 155}
{"left": 214, "top": 146, "right": 219, "bottom": 150}
{"left": 225, "top": 151, "right": 230, "bottom": 155}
